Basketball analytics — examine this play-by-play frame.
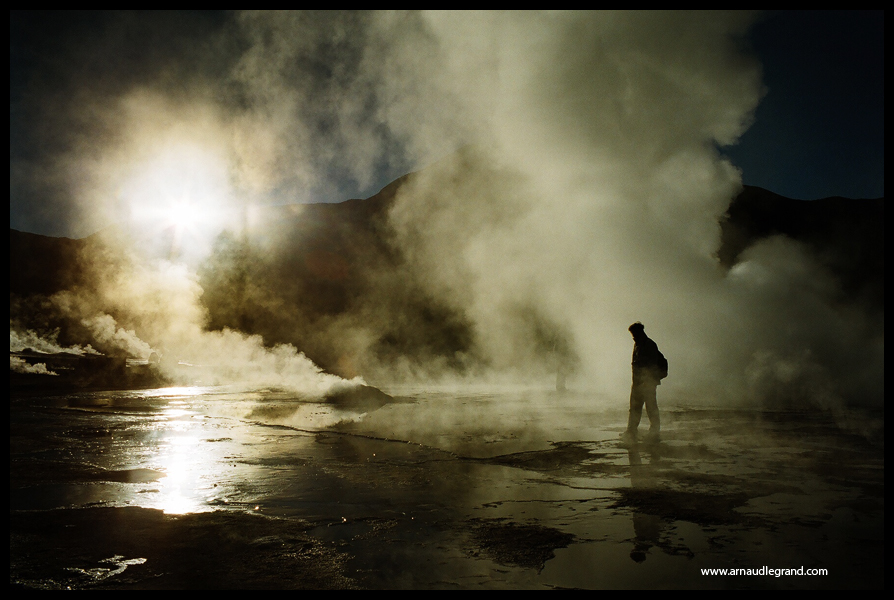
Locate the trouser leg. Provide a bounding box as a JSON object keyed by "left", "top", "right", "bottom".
{"left": 627, "top": 384, "right": 644, "bottom": 432}
{"left": 644, "top": 384, "right": 660, "bottom": 433}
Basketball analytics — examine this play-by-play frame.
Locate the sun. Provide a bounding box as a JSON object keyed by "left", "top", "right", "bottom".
{"left": 123, "top": 140, "right": 235, "bottom": 259}
{"left": 165, "top": 198, "right": 205, "bottom": 233}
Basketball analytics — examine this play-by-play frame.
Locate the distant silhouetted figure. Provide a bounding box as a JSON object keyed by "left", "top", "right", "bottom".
{"left": 551, "top": 336, "right": 573, "bottom": 392}
{"left": 556, "top": 361, "right": 568, "bottom": 392}
{"left": 621, "top": 322, "right": 667, "bottom": 445}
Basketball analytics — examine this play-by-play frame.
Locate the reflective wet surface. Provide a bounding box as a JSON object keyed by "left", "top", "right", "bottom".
{"left": 10, "top": 385, "right": 884, "bottom": 589}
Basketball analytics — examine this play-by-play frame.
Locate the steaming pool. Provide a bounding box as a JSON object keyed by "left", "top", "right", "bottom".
{"left": 10, "top": 384, "right": 884, "bottom": 589}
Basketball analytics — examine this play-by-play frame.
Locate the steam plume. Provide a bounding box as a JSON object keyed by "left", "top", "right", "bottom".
{"left": 9, "top": 11, "right": 883, "bottom": 409}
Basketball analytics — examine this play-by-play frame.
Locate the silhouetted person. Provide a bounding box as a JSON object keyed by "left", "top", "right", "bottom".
{"left": 621, "top": 322, "right": 667, "bottom": 445}
{"left": 551, "top": 336, "right": 573, "bottom": 392}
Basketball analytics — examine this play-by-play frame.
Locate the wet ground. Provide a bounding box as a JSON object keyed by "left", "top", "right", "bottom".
{"left": 9, "top": 385, "right": 885, "bottom": 589}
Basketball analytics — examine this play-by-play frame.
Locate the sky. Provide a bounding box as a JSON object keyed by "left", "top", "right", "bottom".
{"left": 721, "top": 10, "right": 883, "bottom": 201}
{"left": 8, "top": 11, "right": 884, "bottom": 409}
{"left": 9, "top": 10, "right": 884, "bottom": 239}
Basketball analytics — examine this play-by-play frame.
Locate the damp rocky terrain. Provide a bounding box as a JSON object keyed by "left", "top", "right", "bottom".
{"left": 10, "top": 386, "right": 884, "bottom": 589}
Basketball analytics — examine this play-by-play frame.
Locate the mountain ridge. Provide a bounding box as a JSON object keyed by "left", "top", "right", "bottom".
{"left": 10, "top": 176, "right": 884, "bottom": 379}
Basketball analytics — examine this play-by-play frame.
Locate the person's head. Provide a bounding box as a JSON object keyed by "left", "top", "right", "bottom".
{"left": 628, "top": 322, "right": 645, "bottom": 340}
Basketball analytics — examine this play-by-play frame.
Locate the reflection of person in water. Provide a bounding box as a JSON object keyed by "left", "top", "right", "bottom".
{"left": 621, "top": 322, "right": 667, "bottom": 445}
{"left": 627, "top": 445, "right": 663, "bottom": 563}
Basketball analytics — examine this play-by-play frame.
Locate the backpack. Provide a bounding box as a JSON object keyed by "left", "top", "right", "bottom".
{"left": 656, "top": 353, "right": 668, "bottom": 380}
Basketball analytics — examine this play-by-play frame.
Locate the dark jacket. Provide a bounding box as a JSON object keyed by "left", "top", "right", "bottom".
{"left": 632, "top": 334, "right": 668, "bottom": 384}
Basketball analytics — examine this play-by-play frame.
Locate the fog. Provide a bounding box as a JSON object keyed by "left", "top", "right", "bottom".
{"left": 9, "top": 11, "right": 883, "bottom": 409}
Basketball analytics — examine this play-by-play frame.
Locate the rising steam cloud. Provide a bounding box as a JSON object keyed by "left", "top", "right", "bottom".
{"left": 10, "top": 11, "right": 883, "bottom": 408}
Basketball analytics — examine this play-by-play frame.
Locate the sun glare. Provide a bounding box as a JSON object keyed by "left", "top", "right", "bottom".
{"left": 167, "top": 200, "right": 204, "bottom": 232}
{"left": 123, "top": 140, "right": 234, "bottom": 258}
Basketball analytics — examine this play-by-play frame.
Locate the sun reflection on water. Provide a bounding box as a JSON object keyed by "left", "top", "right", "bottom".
{"left": 55, "top": 386, "right": 303, "bottom": 515}
{"left": 136, "top": 386, "right": 213, "bottom": 398}
{"left": 136, "top": 388, "right": 226, "bottom": 515}
{"left": 151, "top": 428, "right": 206, "bottom": 514}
